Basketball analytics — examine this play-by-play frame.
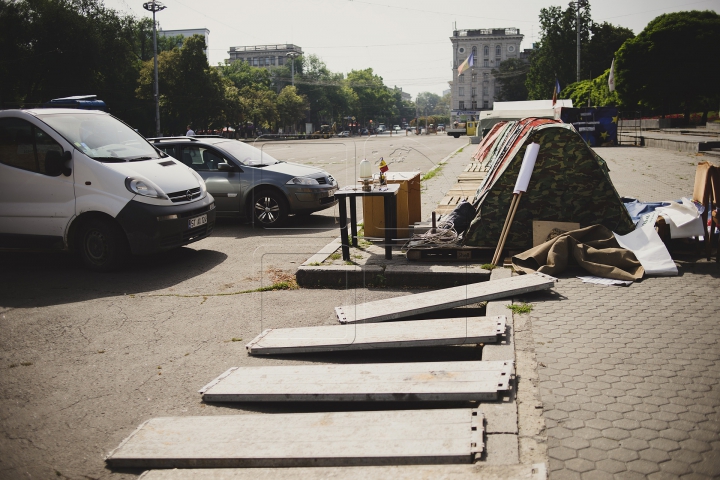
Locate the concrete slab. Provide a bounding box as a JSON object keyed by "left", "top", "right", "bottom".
{"left": 384, "top": 264, "right": 490, "bottom": 287}
{"left": 138, "top": 463, "right": 548, "bottom": 480}
{"left": 335, "top": 273, "right": 555, "bottom": 324}
{"left": 484, "top": 434, "right": 520, "bottom": 465}
{"left": 107, "top": 409, "right": 484, "bottom": 469}
{"left": 200, "top": 361, "right": 513, "bottom": 402}
{"left": 245, "top": 316, "right": 506, "bottom": 355}
{"left": 479, "top": 403, "right": 519, "bottom": 435}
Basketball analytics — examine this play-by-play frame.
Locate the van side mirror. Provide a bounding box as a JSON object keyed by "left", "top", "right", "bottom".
{"left": 45, "top": 151, "right": 72, "bottom": 177}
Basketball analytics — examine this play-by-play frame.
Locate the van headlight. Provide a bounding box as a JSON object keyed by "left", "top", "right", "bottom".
{"left": 187, "top": 169, "right": 207, "bottom": 194}
{"left": 287, "top": 177, "right": 319, "bottom": 185}
{"left": 125, "top": 176, "right": 168, "bottom": 199}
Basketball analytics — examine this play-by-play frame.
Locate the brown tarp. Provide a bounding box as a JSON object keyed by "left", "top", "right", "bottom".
{"left": 512, "top": 225, "right": 644, "bottom": 281}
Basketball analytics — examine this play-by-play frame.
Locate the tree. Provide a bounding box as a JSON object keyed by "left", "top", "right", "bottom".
{"left": 346, "top": 68, "right": 395, "bottom": 125}
{"left": 416, "top": 92, "right": 441, "bottom": 114}
{"left": 525, "top": 3, "right": 632, "bottom": 100}
{"left": 526, "top": 5, "right": 591, "bottom": 99}
{"left": 615, "top": 10, "right": 720, "bottom": 122}
{"left": 561, "top": 69, "right": 619, "bottom": 107}
{"left": 435, "top": 92, "right": 452, "bottom": 116}
{"left": 276, "top": 86, "right": 308, "bottom": 133}
{"left": 137, "top": 35, "right": 226, "bottom": 135}
{"left": 492, "top": 58, "right": 529, "bottom": 101}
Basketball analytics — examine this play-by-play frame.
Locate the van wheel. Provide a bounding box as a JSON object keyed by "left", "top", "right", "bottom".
{"left": 78, "top": 218, "right": 129, "bottom": 271}
{"left": 252, "top": 189, "right": 287, "bottom": 228}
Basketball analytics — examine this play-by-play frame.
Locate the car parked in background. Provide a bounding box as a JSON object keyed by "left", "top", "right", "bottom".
{"left": 150, "top": 137, "right": 338, "bottom": 227}
{"left": 338, "top": 131, "right": 350, "bottom": 137}
{"left": 393, "top": 125, "right": 401, "bottom": 132}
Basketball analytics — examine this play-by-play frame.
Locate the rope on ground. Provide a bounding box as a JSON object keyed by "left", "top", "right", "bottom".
{"left": 402, "top": 221, "right": 461, "bottom": 250}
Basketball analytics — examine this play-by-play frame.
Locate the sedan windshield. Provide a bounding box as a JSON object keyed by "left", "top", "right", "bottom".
{"left": 213, "top": 140, "right": 280, "bottom": 166}
{"left": 38, "top": 112, "right": 162, "bottom": 161}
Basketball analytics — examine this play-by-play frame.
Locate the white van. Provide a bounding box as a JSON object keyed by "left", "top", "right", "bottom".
{"left": 0, "top": 109, "right": 215, "bottom": 271}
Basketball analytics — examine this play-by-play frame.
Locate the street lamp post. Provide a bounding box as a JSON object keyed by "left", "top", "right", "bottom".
{"left": 574, "top": 0, "right": 589, "bottom": 83}
{"left": 143, "top": 1, "right": 166, "bottom": 137}
{"left": 286, "top": 51, "right": 299, "bottom": 87}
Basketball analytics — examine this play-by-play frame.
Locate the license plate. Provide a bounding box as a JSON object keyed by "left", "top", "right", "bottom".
{"left": 188, "top": 214, "right": 207, "bottom": 229}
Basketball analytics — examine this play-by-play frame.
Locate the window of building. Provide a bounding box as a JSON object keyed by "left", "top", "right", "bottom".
{"left": 471, "top": 101, "right": 477, "bottom": 109}
{"left": 459, "top": 101, "right": 465, "bottom": 109}
{"left": 459, "top": 87, "right": 465, "bottom": 96}
{"left": 252, "top": 57, "right": 258, "bottom": 66}
{"left": 278, "top": 56, "right": 284, "bottom": 66}
{"left": 496, "top": 45, "right": 501, "bottom": 56}
{"left": 483, "top": 59, "right": 489, "bottom": 67}
{"left": 459, "top": 74, "right": 464, "bottom": 83}
{"left": 483, "top": 85, "right": 488, "bottom": 95}
{"left": 472, "top": 46, "right": 477, "bottom": 58}
{"left": 471, "top": 87, "right": 477, "bottom": 97}
{"left": 483, "top": 45, "right": 489, "bottom": 56}
{"left": 483, "top": 100, "right": 489, "bottom": 109}
{"left": 471, "top": 73, "right": 477, "bottom": 82}
{"left": 496, "top": 57, "right": 501, "bottom": 65}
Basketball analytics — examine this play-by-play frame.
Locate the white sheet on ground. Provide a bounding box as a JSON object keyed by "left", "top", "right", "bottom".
{"left": 655, "top": 198, "right": 705, "bottom": 238}
{"left": 613, "top": 212, "right": 678, "bottom": 276}
{"left": 577, "top": 276, "right": 634, "bottom": 287}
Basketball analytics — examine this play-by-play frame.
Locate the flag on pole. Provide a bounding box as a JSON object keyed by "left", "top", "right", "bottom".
{"left": 379, "top": 157, "right": 389, "bottom": 173}
{"left": 457, "top": 52, "right": 474, "bottom": 75}
{"left": 552, "top": 78, "right": 561, "bottom": 106}
{"left": 608, "top": 59, "right": 616, "bottom": 92}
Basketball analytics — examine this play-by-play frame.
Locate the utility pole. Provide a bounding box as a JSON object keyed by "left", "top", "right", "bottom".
{"left": 143, "top": 1, "right": 166, "bottom": 137}
{"left": 286, "top": 51, "right": 299, "bottom": 87}
{"left": 575, "top": 0, "right": 588, "bottom": 83}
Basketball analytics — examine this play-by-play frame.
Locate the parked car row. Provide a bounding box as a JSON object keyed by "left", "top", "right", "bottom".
{"left": 0, "top": 109, "right": 337, "bottom": 271}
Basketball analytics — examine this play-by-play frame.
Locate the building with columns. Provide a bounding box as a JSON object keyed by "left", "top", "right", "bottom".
{"left": 449, "top": 28, "right": 524, "bottom": 121}
{"left": 226, "top": 44, "right": 303, "bottom": 68}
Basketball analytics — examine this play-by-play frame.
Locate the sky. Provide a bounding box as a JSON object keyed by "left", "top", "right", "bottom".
{"left": 102, "top": 0, "right": 719, "bottom": 99}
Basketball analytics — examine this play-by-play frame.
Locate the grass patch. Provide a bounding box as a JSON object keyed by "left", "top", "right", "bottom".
{"left": 231, "top": 337, "right": 243, "bottom": 342}
{"left": 507, "top": 303, "right": 533, "bottom": 314}
{"left": 480, "top": 263, "right": 497, "bottom": 270}
{"left": 307, "top": 262, "right": 321, "bottom": 266}
{"left": 358, "top": 239, "right": 373, "bottom": 248}
{"left": 421, "top": 166, "right": 443, "bottom": 182}
{"left": 352, "top": 254, "right": 363, "bottom": 259}
{"left": 329, "top": 252, "right": 342, "bottom": 260}
{"left": 20, "top": 362, "right": 33, "bottom": 367}
{"left": 150, "top": 268, "right": 298, "bottom": 299}
{"left": 457, "top": 147, "right": 464, "bottom": 153}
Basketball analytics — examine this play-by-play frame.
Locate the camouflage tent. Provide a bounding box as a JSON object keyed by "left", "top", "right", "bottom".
{"left": 463, "top": 120, "right": 635, "bottom": 249}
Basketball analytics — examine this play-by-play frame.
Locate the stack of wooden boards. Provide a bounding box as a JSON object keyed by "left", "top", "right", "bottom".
{"left": 106, "top": 273, "right": 555, "bottom": 475}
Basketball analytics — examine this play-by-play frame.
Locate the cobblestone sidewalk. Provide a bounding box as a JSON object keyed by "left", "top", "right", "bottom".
{"left": 524, "top": 264, "right": 719, "bottom": 479}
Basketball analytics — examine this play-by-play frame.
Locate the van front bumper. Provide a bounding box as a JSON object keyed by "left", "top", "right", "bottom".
{"left": 115, "top": 195, "right": 216, "bottom": 255}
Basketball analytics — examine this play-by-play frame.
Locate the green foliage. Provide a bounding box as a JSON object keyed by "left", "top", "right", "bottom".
{"left": 615, "top": 10, "right": 720, "bottom": 118}
{"left": 561, "top": 69, "right": 619, "bottom": 107}
{"left": 276, "top": 86, "right": 309, "bottom": 132}
{"left": 507, "top": 303, "right": 533, "bottom": 314}
{"left": 492, "top": 58, "right": 529, "bottom": 101}
{"left": 526, "top": 4, "right": 632, "bottom": 100}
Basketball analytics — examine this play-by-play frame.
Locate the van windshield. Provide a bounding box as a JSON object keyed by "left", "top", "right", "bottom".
{"left": 38, "top": 112, "right": 161, "bottom": 162}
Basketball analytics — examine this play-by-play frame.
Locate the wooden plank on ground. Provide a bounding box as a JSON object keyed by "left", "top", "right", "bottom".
{"left": 245, "top": 316, "right": 506, "bottom": 355}
{"left": 200, "top": 360, "right": 513, "bottom": 402}
{"left": 336, "top": 273, "right": 555, "bottom": 324}
{"left": 106, "top": 409, "right": 484, "bottom": 469}
{"left": 138, "top": 463, "right": 548, "bottom": 480}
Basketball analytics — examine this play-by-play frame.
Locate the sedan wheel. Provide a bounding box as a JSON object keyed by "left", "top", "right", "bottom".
{"left": 252, "top": 189, "right": 287, "bottom": 228}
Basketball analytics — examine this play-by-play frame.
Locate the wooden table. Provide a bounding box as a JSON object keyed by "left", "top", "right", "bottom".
{"left": 335, "top": 184, "right": 399, "bottom": 260}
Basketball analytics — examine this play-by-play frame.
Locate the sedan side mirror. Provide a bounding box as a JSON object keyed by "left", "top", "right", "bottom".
{"left": 218, "top": 162, "right": 237, "bottom": 172}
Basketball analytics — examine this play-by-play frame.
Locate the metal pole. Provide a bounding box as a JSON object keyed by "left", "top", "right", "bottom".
{"left": 576, "top": 1, "right": 581, "bottom": 83}
{"left": 143, "top": 1, "right": 166, "bottom": 137}
{"left": 152, "top": 10, "right": 160, "bottom": 136}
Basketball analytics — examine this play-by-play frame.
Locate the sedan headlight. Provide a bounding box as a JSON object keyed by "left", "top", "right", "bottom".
{"left": 125, "top": 176, "right": 168, "bottom": 199}
{"left": 287, "top": 177, "right": 319, "bottom": 185}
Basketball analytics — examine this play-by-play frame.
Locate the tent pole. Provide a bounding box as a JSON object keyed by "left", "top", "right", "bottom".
{"left": 492, "top": 192, "right": 522, "bottom": 266}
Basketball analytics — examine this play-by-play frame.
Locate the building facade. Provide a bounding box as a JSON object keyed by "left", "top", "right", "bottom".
{"left": 226, "top": 44, "right": 303, "bottom": 68}
{"left": 449, "top": 28, "right": 524, "bottom": 121}
{"left": 159, "top": 28, "right": 210, "bottom": 61}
